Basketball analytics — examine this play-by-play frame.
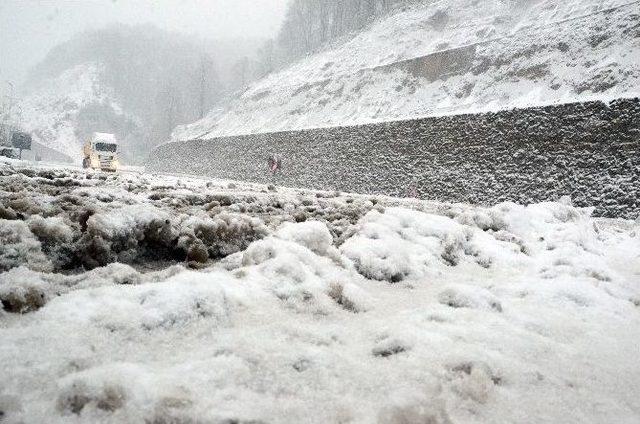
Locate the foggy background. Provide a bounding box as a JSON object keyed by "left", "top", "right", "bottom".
{"left": 1, "top": 0, "right": 416, "bottom": 164}
{"left": 0, "top": 0, "right": 290, "bottom": 87}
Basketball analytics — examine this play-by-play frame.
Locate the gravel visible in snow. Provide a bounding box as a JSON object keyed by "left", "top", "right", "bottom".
{"left": 1, "top": 160, "right": 639, "bottom": 423}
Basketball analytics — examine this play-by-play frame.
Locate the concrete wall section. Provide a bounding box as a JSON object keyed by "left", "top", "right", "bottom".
{"left": 147, "top": 98, "right": 640, "bottom": 218}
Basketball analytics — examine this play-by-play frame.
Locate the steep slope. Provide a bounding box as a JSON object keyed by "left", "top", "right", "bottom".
{"left": 174, "top": 0, "right": 640, "bottom": 141}
{"left": 14, "top": 25, "right": 225, "bottom": 163}
{"left": 16, "top": 63, "right": 135, "bottom": 163}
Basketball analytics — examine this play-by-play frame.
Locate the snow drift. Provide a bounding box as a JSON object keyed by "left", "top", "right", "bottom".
{"left": 1, "top": 160, "right": 639, "bottom": 423}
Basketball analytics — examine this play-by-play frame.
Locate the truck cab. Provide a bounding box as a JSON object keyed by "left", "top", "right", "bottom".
{"left": 83, "top": 133, "right": 119, "bottom": 171}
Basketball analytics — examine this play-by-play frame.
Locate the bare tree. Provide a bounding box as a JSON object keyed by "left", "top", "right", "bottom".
{"left": 275, "top": 0, "right": 411, "bottom": 64}
{"left": 198, "top": 54, "right": 213, "bottom": 119}
{"left": 233, "top": 56, "right": 251, "bottom": 89}
{"left": 257, "top": 39, "right": 276, "bottom": 77}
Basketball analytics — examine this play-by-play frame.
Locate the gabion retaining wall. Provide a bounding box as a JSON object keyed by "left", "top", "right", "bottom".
{"left": 148, "top": 98, "right": 640, "bottom": 218}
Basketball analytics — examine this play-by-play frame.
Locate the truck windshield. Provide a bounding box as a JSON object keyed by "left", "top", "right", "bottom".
{"left": 95, "top": 143, "right": 117, "bottom": 152}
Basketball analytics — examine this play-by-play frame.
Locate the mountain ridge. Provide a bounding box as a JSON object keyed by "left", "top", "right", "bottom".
{"left": 13, "top": 25, "right": 229, "bottom": 163}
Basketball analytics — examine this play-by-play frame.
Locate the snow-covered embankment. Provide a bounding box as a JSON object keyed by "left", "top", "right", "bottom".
{"left": 0, "top": 160, "right": 639, "bottom": 423}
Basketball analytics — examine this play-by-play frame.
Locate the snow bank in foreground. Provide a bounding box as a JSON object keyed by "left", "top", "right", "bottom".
{"left": 1, "top": 198, "right": 268, "bottom": 272}
{"left": 1, "top": 167, "right": 639, "bottom": 423}
{"left": 340, "top": 201, "right": 615, "bottom": 284}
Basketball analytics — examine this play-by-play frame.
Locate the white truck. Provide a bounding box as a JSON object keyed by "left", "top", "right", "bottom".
{"left": 82, "top": 132, "right": 119, "bottom": 172}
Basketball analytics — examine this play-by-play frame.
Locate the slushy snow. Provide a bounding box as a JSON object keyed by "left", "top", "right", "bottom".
{"left": 1, "top": 160, "right": 639, "bottom": 423}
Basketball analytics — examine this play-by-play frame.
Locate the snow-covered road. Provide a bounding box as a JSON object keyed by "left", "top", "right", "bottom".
{"left": 1, "top": 159, "right": 639, "bottom": 423}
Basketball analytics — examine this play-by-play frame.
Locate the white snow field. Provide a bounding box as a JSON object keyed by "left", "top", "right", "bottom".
{"left": 174, "top": 0, "right": 640, "bottom": 141}
{"left": 0, "top": 159, "right": 639, "bottom": 423}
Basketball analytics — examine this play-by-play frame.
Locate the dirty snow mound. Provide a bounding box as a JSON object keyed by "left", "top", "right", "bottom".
{"left": 1, "top": 161, "right": 639, "bottom": 423}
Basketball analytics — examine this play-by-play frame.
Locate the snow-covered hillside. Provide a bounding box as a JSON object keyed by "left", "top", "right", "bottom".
{"left": 16, "top": 64, "right": 129, "bottom": 163}
{"left": 12, "top": 25, "right": 232, "bottom": 163}
{"left": 174, "top": 0, "right": 640, "bottom": 140}
{"left": 1, "top": 158, "right": 640, "bottom": 423}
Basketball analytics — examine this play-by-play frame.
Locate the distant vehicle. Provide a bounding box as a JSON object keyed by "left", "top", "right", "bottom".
{"left": 83, "top": 132, "right": 120, "bottom": 172}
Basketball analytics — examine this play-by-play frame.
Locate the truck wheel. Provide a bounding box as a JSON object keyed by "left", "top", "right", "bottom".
{"left": 82, "top": 158, "right": 90, "bottom": 169}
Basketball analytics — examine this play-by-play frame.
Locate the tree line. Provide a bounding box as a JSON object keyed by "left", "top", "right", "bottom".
{"left": 26, "top": 25, "right": 223, "bottom": 159}
{"left": 231, "top": 0, "right": 416, "bottom": 90}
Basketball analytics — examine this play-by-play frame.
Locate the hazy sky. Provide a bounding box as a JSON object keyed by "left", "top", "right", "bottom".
{"left": 0, "top": 0, "right": 289, "bottom": 87}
